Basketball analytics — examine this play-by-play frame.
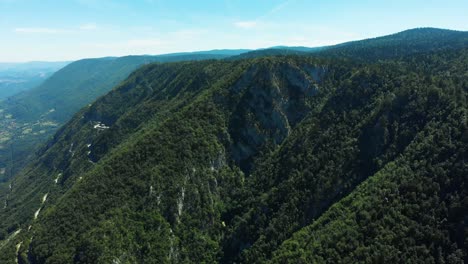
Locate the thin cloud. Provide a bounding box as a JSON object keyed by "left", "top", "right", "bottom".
{"left": 170, "top": 29, "right": 207, "bottom": 38}
{"left": 261, "top": 0, "right": 293, "bottom": 19}
{"left": 15, "top": 24, "right": 97, "bottom": 34}
{"left": 14, "top": 27, "right": 68, "bottom": 34}
{"left": 126, "top": 39, "right": 163, "bottom": 47}
{"left": 79, "top": 23, "right": 97, "bottom": 30}
{"left": 83, "top": 38, "right": 165, "bottom": 49}
{"left": 75, "top": 0, "right": 126, "bottom": 10}
{"left": 234, "top": 0, "right": 294, "bottom": 29}
{"left": 234, "top": 21, "right": 258, "bottom": 29}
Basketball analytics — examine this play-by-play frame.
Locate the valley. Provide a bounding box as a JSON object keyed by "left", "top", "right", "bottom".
{"left": 0, "top": 61, "right": 69, "bottom": 100}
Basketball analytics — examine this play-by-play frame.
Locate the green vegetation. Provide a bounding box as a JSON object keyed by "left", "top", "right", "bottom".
{"left": 229, "top": 49, "right": 468, "bottom": 263}
{"left": 0, "top": 51, "right": 248, "bottom": 181}
{"left": 321, "top": 27, "right": 468, "bottom": 61}
{"left": 0, "top": 28, "right": 466, "bottom": 263}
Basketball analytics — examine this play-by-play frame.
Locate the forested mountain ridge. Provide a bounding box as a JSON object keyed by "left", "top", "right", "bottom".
{"left": 320, "top": 27, "right": 468, "bottom": 61}
{"left": 228, "top": 48, "right": 468, "bottom": 263}
{"left": 0, "top": 51, "right": 248, "bottom": 182}
{"left": 235, "top": 28, "right": 468, "bottom": 61}
{"left": 0, "top": 29, "right": 466, "bottom": 263}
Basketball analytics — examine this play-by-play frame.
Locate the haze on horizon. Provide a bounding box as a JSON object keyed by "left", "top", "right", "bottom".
{"left": 1, "top": 0, "right": 467, "bottom": 62}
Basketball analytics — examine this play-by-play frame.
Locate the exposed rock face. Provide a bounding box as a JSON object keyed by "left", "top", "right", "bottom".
{"left": 228, "top": 62, "right": 324, "bottom": 172}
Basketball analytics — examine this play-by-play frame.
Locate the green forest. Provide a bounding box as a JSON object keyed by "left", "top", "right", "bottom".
{"left": 0, "top": 51, "right": 247, "bottom": 182}
{"left": 0, "top": 28, "right": 466, "bottom": 263}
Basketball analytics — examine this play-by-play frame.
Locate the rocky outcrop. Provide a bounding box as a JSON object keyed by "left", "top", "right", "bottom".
{"left": 227, "top": 62, "right": 325, "bottom": 172}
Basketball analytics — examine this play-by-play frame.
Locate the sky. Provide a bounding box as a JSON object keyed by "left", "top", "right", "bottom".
{"left": 1, "top": 0, "right": 467, "bottom": 62}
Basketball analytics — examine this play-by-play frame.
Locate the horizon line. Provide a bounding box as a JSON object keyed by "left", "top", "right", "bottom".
{"left": 1, "top": 26, "right": 465, "bottom": 63}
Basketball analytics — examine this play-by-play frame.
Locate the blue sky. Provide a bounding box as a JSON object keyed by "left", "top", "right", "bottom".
{"left": 1, "top": 0, "right": 467, "bottom": 62}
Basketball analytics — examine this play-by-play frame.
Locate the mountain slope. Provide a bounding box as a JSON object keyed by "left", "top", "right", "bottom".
{"left": 0, "top": 29, "right": 466, "bottom": 263}
{"left": 273, "top": 112, "right": 467, "bottom": 263}
{"left": 2, "top": 53, "right": 247, "bottom": 123}
{"left": 0, "top": 56, "right": 342, "bottom": 263}
{"left": 225, "top": 48, "right": 468, "bottom": 263}
{"left": 267, "top": 49, "right": 467, "bottom": 260}
{"left": 320, "top": 27, "right": 468, "bottom": 61}
{"left": 0, "top": 51, "right": 248, "bottom": 181}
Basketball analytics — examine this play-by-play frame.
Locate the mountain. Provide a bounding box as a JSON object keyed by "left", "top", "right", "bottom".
{"left": 0, "top": 55, "right": 344, "bottom": 263}
{"left": 2, "top": 52, "right": 249, "bottom": 123}
{"left": 0, "top": 28, "right": 467, "bottom": 263}
{"left": 2, "top": 28, "right": 466, "bottom": 181}
{"left": 238, "top": 28, "right": 468, "bottom": 62}
{"left": 269, "top": 46, "right": 325, "bottom": 53}
{"left": 229, "top": 48, "right": 312, "bottom": 59}
{"left": 0, "top": 62, "right": 70, "bottom": 72}
{"left": 320, "top": 27, "right": 468, "bottom": 61}
{"left": 159, "top": 49, "right": 251, "bottom": 57}
{"left": 0, "top": 50, "right": 249, "bottom": 181}
{"left": 0, "top": 61, "right": 69, "bottom": 99}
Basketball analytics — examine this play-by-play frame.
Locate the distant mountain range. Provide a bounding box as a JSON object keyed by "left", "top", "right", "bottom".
{"left": 0, "top": 61, "right": 70, "bottom": 72}
{"left": 0, "top": 61, "right": 69, "bottom": 100}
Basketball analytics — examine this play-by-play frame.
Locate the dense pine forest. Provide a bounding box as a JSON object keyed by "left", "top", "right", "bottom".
{"left": 0, "top": 28, "right": 466, "bottom": 263}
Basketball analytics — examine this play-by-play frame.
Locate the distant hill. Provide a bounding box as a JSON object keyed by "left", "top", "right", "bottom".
{"left": 228, "top": 48, "right": 311, "bottom": 59}
{"left": 269, "top": 45, "right": 325, "bottom": 52}
{"left": 0, "top": 61, "right": 69, "bottom": 72}
{"left": 0, "top": 61, "right": 69, "bottom": 99}
{"left": 160, "top": 49, "right": 251, "bottom": 57}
